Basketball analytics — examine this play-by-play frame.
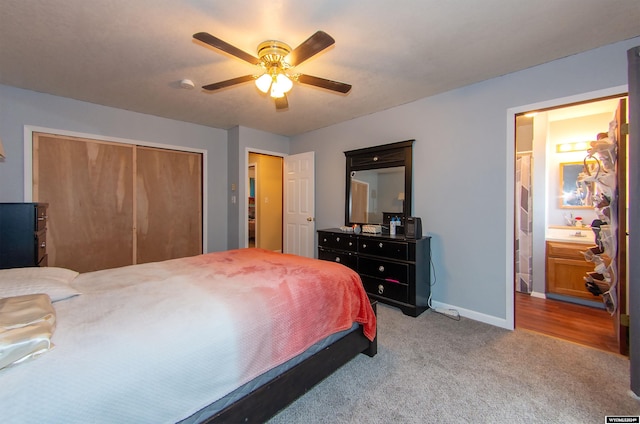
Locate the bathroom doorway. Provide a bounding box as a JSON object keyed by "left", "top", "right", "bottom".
{"left": 513, "top": 94, "right": 628, "bottom": 354}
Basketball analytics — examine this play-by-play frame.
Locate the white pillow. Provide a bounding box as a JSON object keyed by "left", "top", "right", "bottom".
{"left": 0, "top": 267, "right": 81, "bottom": 302}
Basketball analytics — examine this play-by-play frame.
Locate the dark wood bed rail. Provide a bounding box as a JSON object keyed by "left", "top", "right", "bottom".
{"left": 202, "top": 302, "right": 377, "bottom": 424}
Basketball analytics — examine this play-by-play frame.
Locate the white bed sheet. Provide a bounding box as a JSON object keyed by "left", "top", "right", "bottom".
{"left": 1, "top": 264, "right": 240, "bottom": 423}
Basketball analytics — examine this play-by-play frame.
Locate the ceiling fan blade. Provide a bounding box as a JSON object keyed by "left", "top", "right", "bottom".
{"left": 275, "top": 94, "right": 289, "bottom": 110}
{"left": 287, "top": 31, "right": 335, "bottom": 67}
{"left": 193, "top": 32, "right": 260, "bottom": 65}
{"left": 202, "top": 75, "right": 255, "bottom": 91}
{"left": 297, "top": 74, "right": 352, "bottom": 94}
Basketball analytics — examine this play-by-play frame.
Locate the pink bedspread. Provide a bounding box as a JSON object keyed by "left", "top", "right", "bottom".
{"left": 177, "top": 248, "right": 377, "bottom": 396}
{"left": 0, "top": 248, "right": 376, "bottom": 423}
{"left": 185, "top": 247, "right": 376, "bottom": 342}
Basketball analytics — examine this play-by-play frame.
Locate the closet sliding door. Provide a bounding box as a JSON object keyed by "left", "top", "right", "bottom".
{"left": 33, "top": 133, "right": 135, "bottom": 272}
{"left": 33, "top": 133, "right": 203, "bottom": 273}
{"left": 135, "top": 146, "right": 202, "bottom": 264}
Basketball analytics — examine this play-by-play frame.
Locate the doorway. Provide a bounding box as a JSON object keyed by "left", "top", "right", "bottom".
{"left": 247, "top": 152, "right": 283, "bottom": 252}
{"left": 513, "top": 94, "right": 628, "bottom": 353}
{"left": 248, "top": 163, "right": 256, "bottom": 248}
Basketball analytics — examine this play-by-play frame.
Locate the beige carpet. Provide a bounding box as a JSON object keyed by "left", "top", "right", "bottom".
{"left": 269, "top": 304, "right": 640, "bottom": 423}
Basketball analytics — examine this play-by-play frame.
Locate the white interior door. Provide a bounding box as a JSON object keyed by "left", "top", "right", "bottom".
{"left": 283, "top": 151, "right": 315, "bottom": 257}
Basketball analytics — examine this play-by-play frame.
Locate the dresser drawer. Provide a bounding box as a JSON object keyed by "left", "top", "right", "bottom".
{"left": 358, "top": 257, "right": 409, "bottom": 284}
{"left": 358, "top": 239, "right": 408, "bottom": 260}
{"left": 318, "top": 248, "right": 357, "bottom": 270}
{"left": 349, "top": 148, "right": 406, "bottom": 168}
{"left": 361, "top": 275, "right": 409, "bottom": 303}
{"left": 318, "top": 232, "right": 357, "bottom": 252}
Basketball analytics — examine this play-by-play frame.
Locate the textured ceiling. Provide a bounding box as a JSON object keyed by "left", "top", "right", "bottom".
{"left": 1, "top": 0, "right": 639, "bottom": 136}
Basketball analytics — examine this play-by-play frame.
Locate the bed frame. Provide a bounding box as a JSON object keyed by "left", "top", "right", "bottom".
{"left": 203, "top": 302, "right": 378, "bottom": 423}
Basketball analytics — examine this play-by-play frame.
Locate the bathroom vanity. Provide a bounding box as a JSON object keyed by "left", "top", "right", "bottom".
{"left": 545, "top": 227, "right": 603, "bottom": 301}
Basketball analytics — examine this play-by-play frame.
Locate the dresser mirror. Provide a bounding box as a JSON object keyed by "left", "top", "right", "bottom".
{"left": 344, "top": 140, "right": 413, "bottom": 228}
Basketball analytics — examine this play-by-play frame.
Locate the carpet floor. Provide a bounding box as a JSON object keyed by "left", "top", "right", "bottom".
{"left": 268, "top": 304, "right": 640, "bottom": 423}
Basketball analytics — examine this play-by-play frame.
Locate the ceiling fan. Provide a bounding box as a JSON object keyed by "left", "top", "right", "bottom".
{"left": 193, "top": 30, "right": 352, "bottom": 110}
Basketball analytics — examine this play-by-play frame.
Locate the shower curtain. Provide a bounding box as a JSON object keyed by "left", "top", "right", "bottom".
{"left": 515, "top": 154, "right": 533, "bottom": 293}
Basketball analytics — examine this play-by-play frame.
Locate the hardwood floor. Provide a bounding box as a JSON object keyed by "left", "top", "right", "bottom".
{"left": 515, "top": 292, "right": 618, "bottom": 353}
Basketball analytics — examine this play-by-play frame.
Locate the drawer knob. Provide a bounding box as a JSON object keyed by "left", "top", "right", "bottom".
{"left": 377, "top": 284, "right": 384, "bottom": 294}
{"left": 378, "top": 265, "right": 385, "bottom": 272}
{"left": 379, "top": 242, "right": 383, "bottom": 248}
{"left": 348, "top": 242, "right": 352, "bottom": 246}
{"left": 336, "top": 237, "right": 340, "bottom": 242}
{"left": 335, "top": 257, "right": 341, "bottom": 263}
{"left": 362, "top": 243, "right": 367, "bottom": 248}
{"left": 40, "top": 242, "right": 46, "bottom": 248}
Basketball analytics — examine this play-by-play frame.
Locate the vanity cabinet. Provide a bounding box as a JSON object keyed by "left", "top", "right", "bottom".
{"left": 546, "top": 241, "right": 601, "bottom": 301}
{"left": 318, "top": 228, "right": 430, "bottom": 317}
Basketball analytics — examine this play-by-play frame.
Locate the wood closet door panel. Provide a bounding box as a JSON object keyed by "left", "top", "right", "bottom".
{"left": 33, "top": 134, "right": 134, "bottom": 272}
{"left": 136, "top": 147, "right": 202, "bottom": 264}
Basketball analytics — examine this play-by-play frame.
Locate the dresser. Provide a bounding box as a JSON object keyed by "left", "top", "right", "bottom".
{"left": 0, "top": 203, "right": 48, "bottom": 269}
{"left": 318, "top": 228, "right": 431, "bottom": 317}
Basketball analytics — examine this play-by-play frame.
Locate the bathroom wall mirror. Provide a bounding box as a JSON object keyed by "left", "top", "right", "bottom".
{"left": 559, "top": 161, "right": 597, "bottom": 208}
{"left": 344, "top": 140, "right": 413, "bottom": 228}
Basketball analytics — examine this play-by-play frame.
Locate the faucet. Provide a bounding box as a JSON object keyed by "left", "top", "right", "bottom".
{"left": 563, "top": 212, "right": 574, "bottom": 226}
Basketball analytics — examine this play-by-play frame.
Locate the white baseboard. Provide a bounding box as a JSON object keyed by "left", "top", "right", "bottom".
{"left": 530, "top": 291, "right": 546, "bottom": 299}
{"left": 430, "top": 300, "right": 511, "bottom": 330}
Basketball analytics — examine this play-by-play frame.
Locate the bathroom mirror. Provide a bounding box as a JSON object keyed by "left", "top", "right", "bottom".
{"left": 559, "top": 161, "right": 597, "bottom": 208}
{"left": 344, "top": 140, "right": 413, "bottom": 228}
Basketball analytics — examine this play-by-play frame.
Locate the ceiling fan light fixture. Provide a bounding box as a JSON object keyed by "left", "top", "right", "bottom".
{"left": 270, "top": 85, "right": 286, "bottom": 98}
{"left": 255, "top": 73, "right": 272, "bottom": 93}
{"left": 269, "top": 73, "right": 293, "bottom": 98}
{"left": 275, "top": 73, "right": 293, "bottom": 93}
{"left": 195, "top": 31, "right": 350, "bottom": 109}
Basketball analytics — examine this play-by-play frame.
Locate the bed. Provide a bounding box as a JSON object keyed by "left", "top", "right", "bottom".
{"left": 0, "top": 248, "right": 377, "bottom": 423}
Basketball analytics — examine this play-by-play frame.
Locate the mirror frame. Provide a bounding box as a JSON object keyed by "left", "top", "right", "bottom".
{"left": 344, "top": 140, "right": 413, "bottom": 228}
{"left": 559, "top": 160, "right": 597, "bottom": 209}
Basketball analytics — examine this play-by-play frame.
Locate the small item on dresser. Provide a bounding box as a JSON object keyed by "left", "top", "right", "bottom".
{"left": 338, "top": 225, "right": 354, "bottom": 233}
{"left": 352, "top": 224, "right": 361, "bottom": 234}
{"left": 389, "top": 218, "right": 396, "bottom": 235}
{"left": 574, "top": 217, "right": 583, "bottom": 227}
{"left": 362, "top": 224, "right": 382, "bottom": 234}
{"left": 406, "top": 217, "right": 422, "bottom": 239}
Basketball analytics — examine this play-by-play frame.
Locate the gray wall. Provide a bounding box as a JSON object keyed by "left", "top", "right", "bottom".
{"left": 290, "top": 36, "right": 640, "bottom": 326}
{"left": 0, "top": 84, "right": 229, "bottom": 253}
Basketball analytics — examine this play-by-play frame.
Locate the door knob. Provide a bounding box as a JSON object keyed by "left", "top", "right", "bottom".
{"left": 306, "top": 217, "right": 314, "bottom": 222}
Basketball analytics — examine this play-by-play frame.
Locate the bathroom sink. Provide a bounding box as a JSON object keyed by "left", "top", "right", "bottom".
{"left": 545, "top": 227, "right": 593, "bottom": 244}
